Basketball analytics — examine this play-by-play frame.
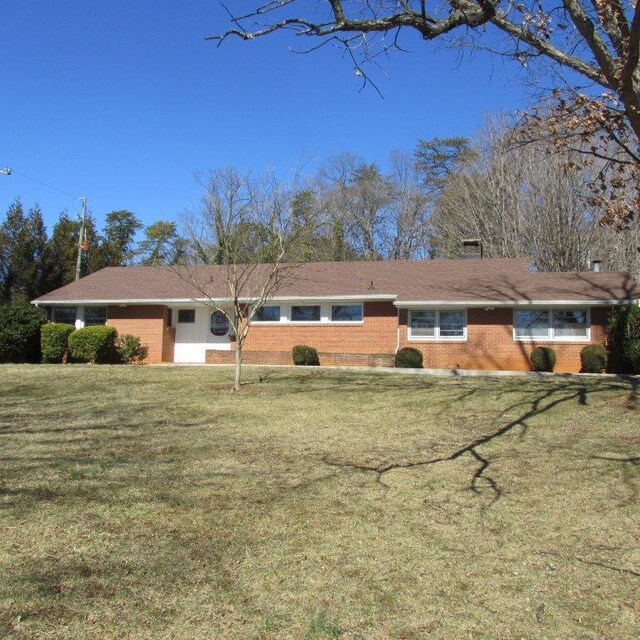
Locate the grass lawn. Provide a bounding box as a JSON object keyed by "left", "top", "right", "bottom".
{"left": 0, "top": 365, "right": 638, "bottom": 639}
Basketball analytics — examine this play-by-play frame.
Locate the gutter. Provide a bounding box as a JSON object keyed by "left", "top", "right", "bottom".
{"left": 393, "top": 299, "right": 638, "bottom": 308}
{"left": 32, "top": 294, "right": 398, "bottom": 306}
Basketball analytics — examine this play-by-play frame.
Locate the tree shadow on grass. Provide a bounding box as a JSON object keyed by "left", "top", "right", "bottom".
{"left": 323, "top": 374, "right": 639, "bottom": 506}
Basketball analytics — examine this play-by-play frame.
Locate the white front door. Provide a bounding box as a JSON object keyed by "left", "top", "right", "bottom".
{"left": 173, "top": 308, "right": 232, "bottom": 363}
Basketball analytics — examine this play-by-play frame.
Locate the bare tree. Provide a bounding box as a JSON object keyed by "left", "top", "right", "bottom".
{"left": 179, "top": 167, "right": 302, "bottom": 391}
{"left": 212, "top": 1, "right": 640, "bottom": 227}
{"left": 315, "top": 152, "right": 430, "bottom": 260}
{"left": 385, "top": 150, "right": 431, "bottom": 259}
{"left": 430, "top": 116, "right": 640, "bottom": 273}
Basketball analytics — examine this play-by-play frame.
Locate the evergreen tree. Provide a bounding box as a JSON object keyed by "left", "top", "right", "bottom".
{"left": 97, "top": 210, "right": 142, "bottom": 267}
{"left": 137, "top": 221, "right": 185, "bottom": 265}
{"left": 46, "top": 213, "right": 82, "bottom": 289}
{"left": 0, "top": 200, "right": 49, "bottom": 301}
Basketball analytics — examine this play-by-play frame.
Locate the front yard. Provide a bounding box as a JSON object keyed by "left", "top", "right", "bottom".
{"left": 0, "top": 365, "right": 638, "bottom": 639}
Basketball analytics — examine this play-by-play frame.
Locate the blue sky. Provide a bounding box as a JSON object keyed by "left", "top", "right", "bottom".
{"left": 1, "top": 1, "right": 528, "bottom": 233}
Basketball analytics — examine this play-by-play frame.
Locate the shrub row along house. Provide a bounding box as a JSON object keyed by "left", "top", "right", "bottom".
{"left": 32, "top": 257, "right": 638, "bottom": 372}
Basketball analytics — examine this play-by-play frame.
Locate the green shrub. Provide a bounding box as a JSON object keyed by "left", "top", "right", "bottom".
{"left": 530, "top": 346, "right": 557, "bottom": 372}
{"left": 580, "top": 344, "right": 608, "bottom": 373}
{"left": 116, "top": 334, "right": 148, "bottom": 364}
{"left": 627, "top": 340, "right": 640, "bottom": 374}
{"left": 0, "top": 301, "right": 46, "bottom": 363}
{"left": 607, "top": 306, "right": 640, "bottom": 373}
{"left": 41, "top": 322, "right": 75, "bottom": 363}
{"left": 292, "top": 345, "right": 320, "bottom": 366}
{"left": 68, "top": 326, "right": 117, "bottom": 363}
{"left": 395, "top": 347, "right": 423, "bottom": 368}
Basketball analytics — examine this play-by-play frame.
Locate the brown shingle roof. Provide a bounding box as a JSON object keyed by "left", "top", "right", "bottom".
{"left": 32, "top": 258, "right": 638, "bottom": 305}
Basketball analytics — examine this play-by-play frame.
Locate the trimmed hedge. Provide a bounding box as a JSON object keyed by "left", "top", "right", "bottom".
{"left": 580, "top": 344, "right": 608, "bottom": 373}
{"left": 530, "top": 346, "right": 557, "bottom": 372}
{"left": 395, "top": 347, "right": 423, "bottom": 368}
{"left": 41, "top": 322, "right": 75, "bottom": 364}
{"left": 68, "top": 326, "right": 118, "bottom": 363}
{"left": 0, "top": 301, "right": 46, "bottom": 363}
{"left": 292, "top": 345, "right": 320, "bottom": 366}
{"left": 116, "top": 334, "right": 148, "bottom": 364}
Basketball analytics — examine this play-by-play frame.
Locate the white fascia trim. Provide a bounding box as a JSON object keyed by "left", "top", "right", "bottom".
{"left": 35, "top": 294, "right": 397, "bottom": 306}
{"left": 33, "top": 298, "right": 215, "bottom": 306}
{"left": 267, "top": 295, "right": 396, "bottom": 303}
{"left": 394, "top": 299, "right": 637, "bottom": 308}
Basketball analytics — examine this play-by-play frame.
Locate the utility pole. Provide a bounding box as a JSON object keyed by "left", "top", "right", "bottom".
{"left": 75, "top": 196, "right": 87, "bottom": 281}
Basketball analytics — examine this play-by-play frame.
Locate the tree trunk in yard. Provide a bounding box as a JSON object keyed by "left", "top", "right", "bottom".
{"left": 234, "top": 339, "right": 242, "bottom": 392}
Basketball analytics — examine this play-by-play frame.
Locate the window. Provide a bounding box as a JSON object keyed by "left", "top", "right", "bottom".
{"left": 177, "top": 309, "right": 195, "bottom": 323}
{"left": 439, "top": 311, "right": 465, "bottom": 338}
{"left": 254, "top": 305, "right": 281, "bottom": 322}
{"left": 52, "top": 306, "right": 77, "bottom": 324}
{"left": 514, "top": 309, "right": 589, "bottom": 341}
{"left": 84, "top": 307, "right": 107, "bottom": 326}
{"left": 409, "top": 310, "right": 436, "bottom": 338}
{"left": 553, "top": 309, "right": 588, "bottom": 339}
{"left": 408, "top": 310, "right": 466, "bottom": 340}
{"left": 291, "top": 305, "right": 320, "bottom": 322}
{"left": 210, "top": 311, "right": 229, "bottom": 336}
{"left": 331, "top": 304, "right": 363, "bottom": 322}
{"left": 514, "top": 310, "right": 550, "bottom": 339}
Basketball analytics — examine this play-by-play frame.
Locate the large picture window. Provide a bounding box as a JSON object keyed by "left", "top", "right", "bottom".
{"left": 409, "top": 310, "right": 436, "bottom": 338}
{"left": 553, "top": 309, "right": 588, "bottom": 339}
{"left": 514, "top": 310, "right": 550, "bottom": 339}
{"left": 291, "top": 305, "right": 320, "bottom": 322}
{"left": 408, "top": 310, "right": 466, "bottom": 340}
{"left": 514, "top": 309, "right": 589, "bottom": 341}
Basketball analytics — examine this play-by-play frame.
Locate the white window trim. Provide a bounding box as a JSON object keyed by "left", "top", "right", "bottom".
{"left": 330, "top": 303, "right": 364, "bottom": 323}
{"left": 251, "top": 303, "right": 365, "bottom": 325}
{"left": 513, "top": 308, "right": 591, "bottom": 342}
{"left": 408, "top": 309, "right": 467, "bottom": 342}
{"left": 177, "top": 308, "right": 196, "bottom": 324}
{"left": 252, "top": 305, "right": 283, "bottom": 323}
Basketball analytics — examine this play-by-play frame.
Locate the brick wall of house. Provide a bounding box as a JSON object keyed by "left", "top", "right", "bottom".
{"left": 162, "top": 327, "right": 176, "bottom": 363}
{"left": 242, "top": 301, "right": 398, "bottom": 354}
{"left": 397, "top": 307, "right": 610, "bottom": 373}
{"left": 205, "top": 349, "right": 395, "bottom": 367}
{"left": 109, "top": 302, "right": 611, "bottom": 371}
{"left": 205, "top": 301, "right": 398, "bottom": 367}
{"left": 106, "top": 305, "right": 172, "bottom": 364}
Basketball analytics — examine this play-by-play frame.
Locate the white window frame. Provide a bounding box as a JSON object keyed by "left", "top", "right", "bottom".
{"left": 408, "top": 309, "right": 467, "bottom": 342}
{"left": 253, "top": 305, "right": 282, "bottom": 323}
{"left": 83, "top": 306, "right": 108, "bottom": 327}
{"left": 250, "top": 302, "right": 365, "bottom": 325}
{"left": 513, "top": 308, "right": 590, "bottom": 342}
{"left": 51, "top": 306, "right": 78, "bottom": 325}
{"left": 177, "top": 308, "right": 196, "bottom": 324}
{"left": 330, "top": 303, "right": 363, "bottom": 323}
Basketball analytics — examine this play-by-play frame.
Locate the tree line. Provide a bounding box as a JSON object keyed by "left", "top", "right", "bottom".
{"left": 0, "top": 203, "right": 185, "bottom": 303}
{"left": 2, "top": 119, "right": 638, "bottom": 307}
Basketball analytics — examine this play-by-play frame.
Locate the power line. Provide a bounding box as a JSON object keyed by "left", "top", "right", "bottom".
{"left": 7, "top": 167, "right": 79, "bottom": 200}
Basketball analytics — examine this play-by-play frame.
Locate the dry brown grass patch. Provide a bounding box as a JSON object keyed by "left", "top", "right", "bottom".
{"left": 0, "top": 365, "right": 638, "bottom": 639}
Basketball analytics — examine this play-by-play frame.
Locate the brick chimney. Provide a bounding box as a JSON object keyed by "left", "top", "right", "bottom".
{"left": 462, "top": 239, "right": 483, "bottom": 259}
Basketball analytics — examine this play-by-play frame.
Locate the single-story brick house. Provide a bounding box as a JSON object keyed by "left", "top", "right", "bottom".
{"left": 32, "top": 258, "right": 638, "bottom": 372}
